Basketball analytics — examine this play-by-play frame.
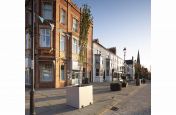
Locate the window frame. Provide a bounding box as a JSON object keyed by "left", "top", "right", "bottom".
{"left": 60, "top": 8, "right": 66, "bottom": 24}
{"left": 39, "top": 28, "right": 51, "bottom": 48}
{"left": 96, "top": 69, "right": 99, "bottom": 76}
{"left": 72, "top": 37, "right": 78, "bottom": 54}
{"left": 42, "top": 2, "right": 53, "bottom": 20}
{"left": 40, "top": 63, "right": 53, "bottom": 82}
{"left": 72, "top": 18, "right": 78, "bottom": 32}
{"left": 60, "top": 34, "right": 65, "bottom": 51}
{"left": 25, "top": 30, "right": 31, "bottom": 49}
{"left": 60, "top": 64, "right": 65, "bottom": 81}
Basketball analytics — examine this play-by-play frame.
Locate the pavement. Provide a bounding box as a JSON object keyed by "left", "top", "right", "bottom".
{"left": 25, "top": 80, "right": 151, "bottom": 115}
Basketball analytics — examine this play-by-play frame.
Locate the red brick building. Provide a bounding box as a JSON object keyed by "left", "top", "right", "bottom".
{"left": 25, "top": 0, "right": 93, "bottom": 88}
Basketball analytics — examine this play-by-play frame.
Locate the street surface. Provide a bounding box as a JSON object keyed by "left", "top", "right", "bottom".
{"left": 25, "top": 81, "right": 151, "bottom": 115}
{"left": 103, "top": 82, "right": 151, "bottom": 115}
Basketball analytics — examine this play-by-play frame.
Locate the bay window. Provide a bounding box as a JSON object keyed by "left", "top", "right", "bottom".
{"left": 40, "top": 28, "right": 51, "bottom": 47}
{"left": 42, "top": 3, "right": 52, "bottom": 20}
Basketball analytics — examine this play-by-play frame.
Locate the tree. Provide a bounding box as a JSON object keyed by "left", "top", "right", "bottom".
{"left": 78, "top": 4, "right": 93, "bottom": 85}
{"left": 135, "top": 63, "right": 141, "bottom": 79}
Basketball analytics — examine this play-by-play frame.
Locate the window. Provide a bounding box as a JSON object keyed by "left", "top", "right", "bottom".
{"left": 72, "top": 38, "right": 77, "bottom": 53}
{"left": 40, "top": 63, "right": 53, "bottom": 81}
{"left": 106, "top": 69, "right": 109, "bottom": 76}
{"left": 72, "top": 18, "right": 78, "bottom": 32}
{"left": 25, "top": 68, "right": 31, "bottom": 85}
{"left": 96, "top": 69, "right": 99, "bottom": 76}
{"left": 60, "top": 9, "right": 66, "bottom": 24}
{"left": 25, "top": 31, "right": 31, "bottom": 49}
{"left": 42, "top": 3, "right": 52, "bottom": 20}
{"left": 40, "top": 29, "right": 51, "bottom": 47}
{"left": 60, "top": 35, "right": 65, "bottom": 51}
{"left": 61, "top": 65, "right": 65, "bottom": 80}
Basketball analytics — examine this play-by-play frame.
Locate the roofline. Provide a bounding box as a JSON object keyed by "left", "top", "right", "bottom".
{"left": 93, "top": 41, "right": 123, "bottom": 59}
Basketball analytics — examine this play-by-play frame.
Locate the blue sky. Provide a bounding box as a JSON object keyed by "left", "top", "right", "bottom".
{"left": 73, "top": 0, "right": 151, "bottom": 69}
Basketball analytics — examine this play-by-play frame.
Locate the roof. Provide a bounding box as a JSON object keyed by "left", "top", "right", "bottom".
{"left": 125, "top": 60, "right": 133, "bottom": 64}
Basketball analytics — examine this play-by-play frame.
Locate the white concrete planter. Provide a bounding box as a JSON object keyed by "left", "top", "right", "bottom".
{"left": 66, "top": 85, "right": 93, "bottom": 108}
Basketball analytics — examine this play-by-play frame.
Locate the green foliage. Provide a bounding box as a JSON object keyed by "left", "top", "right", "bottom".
{"left": 79, "top": 4, "right": 93, "bottom": 64}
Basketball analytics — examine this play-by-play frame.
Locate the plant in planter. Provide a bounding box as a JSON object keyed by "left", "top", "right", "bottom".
{"left": 141, "top": 78, "right": 146, "bottom": 84}
{"left": 136, "top": 78, "right": 141, "bottom": 86}
{"left": 67, "top": 4, "right": 93, "bottom": 109}
{"left": 122, "top": 80, "right": 128, "bottom": 87}
{"left": 110, "top": 81, "right": 122, "bottom": 91}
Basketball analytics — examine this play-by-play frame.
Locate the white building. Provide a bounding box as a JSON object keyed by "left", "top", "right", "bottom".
{"left": 93, "top": 39, "right": 119, "bottom": 82}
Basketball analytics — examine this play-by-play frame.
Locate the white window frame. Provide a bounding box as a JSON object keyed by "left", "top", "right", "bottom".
{"left": 72, "top": 18, "right": 78, "bottom": 32}
{"left": 42, "top": 2, "right": 53, "bottom": 20}
{"left": 60, "top": 35, "right": 65, "bottom": 51}
{"left": 72, "top": 38, "right": 77, "bottom": 53}
{"left": 60, "top": 8, "right": 66, "bottom": 24}
{"left": 25, "top": 31, "right": 31, "bottom": 49}
{"left": 40, "top": 28, "right": 51, "bottom": 48}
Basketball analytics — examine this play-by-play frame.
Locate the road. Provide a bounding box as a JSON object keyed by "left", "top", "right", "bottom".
{"left": 103, "top": 82, "right": 151, "bottom": 115}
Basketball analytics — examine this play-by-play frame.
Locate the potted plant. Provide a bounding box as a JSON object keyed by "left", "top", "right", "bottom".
{"left": 122, "top": 80, "right": 128, "bottom": 87}
{"left": 136, "top": 78, "right": 141, "bottom": 86}
{"left": 110, "top": 81, "right": 122, "bottom": 91}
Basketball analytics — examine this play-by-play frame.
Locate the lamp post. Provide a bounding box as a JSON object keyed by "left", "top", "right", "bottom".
{"left": 123, "top": 47, "right": 126, "bottom": 80}
{"left": 30, "top": 0, "right": 35, "bottom": 114}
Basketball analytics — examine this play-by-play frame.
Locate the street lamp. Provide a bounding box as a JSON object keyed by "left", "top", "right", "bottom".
{"left": 123, "top": 47, "right": 126, "bottom": 79}
{"left": 30, "top": 0, "right": 35, "bottom": 115}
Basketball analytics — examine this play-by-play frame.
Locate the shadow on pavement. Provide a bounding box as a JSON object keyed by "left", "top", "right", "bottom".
{"left": 25, "top": 103, "right": 77, "bottom": 115}
{"left": 34, "top": 95, "right": 66, "bottom": 103}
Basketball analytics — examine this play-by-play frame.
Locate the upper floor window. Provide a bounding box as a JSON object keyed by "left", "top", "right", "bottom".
{"left": 60, "top": 35, "right": 65, "bottom": 51}
{"left": 72, "top": 38, "right": 78, "bottom": 53}
{"left": 72, "top": 18, "right": 78, "bottom": 32}
{"left": 60, "top": 9, "right": 66, "bottom": 24}
{"left": 40, "top": 28, "right": 51, "bottom": 48}
{"left": 42, "top": 3, "right": 52, "bottom": 20}
{"left": 25, "top": 31, "right": 31, "bottom": 49}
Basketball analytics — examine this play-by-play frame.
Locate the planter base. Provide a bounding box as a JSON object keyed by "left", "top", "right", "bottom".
{"left": 66, "top": 85, "right": 93, "bottom": 108}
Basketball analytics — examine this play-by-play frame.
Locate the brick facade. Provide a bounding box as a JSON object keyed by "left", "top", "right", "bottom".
{"left": 25, "top": 0, "right": 93, "bottom": 88}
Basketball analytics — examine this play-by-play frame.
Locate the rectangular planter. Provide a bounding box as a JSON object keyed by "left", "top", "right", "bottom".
{"left": 66, "top": 85, "right": 93, "bottom": 108}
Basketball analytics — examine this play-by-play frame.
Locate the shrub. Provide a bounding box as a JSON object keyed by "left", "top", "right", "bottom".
{"left": 122, "top": 81, "right": 128, "bottom": 87}
{"left": 110, "top": 82, "right": 122, "bottom": 91}
{"left": 136, "top": 79, "right": 141, "bottom": 86}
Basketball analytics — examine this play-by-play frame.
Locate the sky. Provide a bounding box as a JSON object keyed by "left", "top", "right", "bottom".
{"left": 73, "top": 0, "right": 151, "bottom": 69}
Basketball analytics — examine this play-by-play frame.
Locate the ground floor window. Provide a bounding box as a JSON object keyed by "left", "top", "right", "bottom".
{"left": 96, "top": 69, "right": 99, "bottom": 76}
{"left": 25, "top": 68, "right": 31, "bottom": 84}
{"left": 106, "top": 69, "right": 109, "bottom": 76}
{"left": 60, "top": 65, "right": 65, "bottom": 80}
{"left": 40, "top": 63, "right": 53, "bottom": 82}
